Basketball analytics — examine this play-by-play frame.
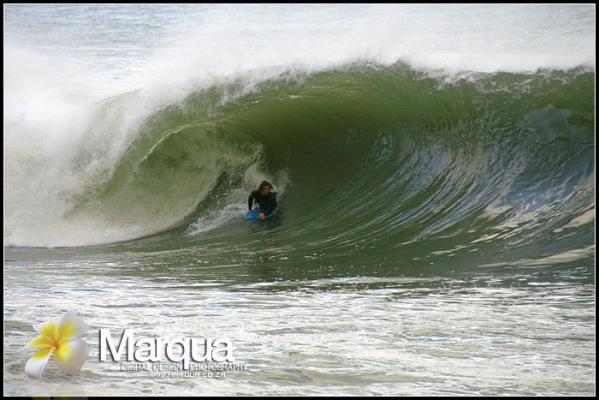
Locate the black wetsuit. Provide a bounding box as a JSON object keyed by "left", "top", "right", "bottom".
{"left": 248, "top": 190, "right": 278, "bottom": 215}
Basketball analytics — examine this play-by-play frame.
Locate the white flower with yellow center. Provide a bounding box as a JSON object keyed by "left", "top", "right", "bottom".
{"left": 25, "top": 311, "right": 89, "bottom": 378}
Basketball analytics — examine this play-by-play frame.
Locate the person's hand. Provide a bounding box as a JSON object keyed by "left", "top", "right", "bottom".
{"left": 259, "top": 212, "right": 266, "bottom": 220}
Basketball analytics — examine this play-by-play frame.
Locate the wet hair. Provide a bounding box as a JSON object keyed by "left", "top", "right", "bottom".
{"left": 258, "top": 181, "right": 273, "bottom": 192}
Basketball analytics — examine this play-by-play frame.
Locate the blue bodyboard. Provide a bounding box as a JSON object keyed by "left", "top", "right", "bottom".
{"left": 245, "top": 207, "right": 278, "bottom": 220}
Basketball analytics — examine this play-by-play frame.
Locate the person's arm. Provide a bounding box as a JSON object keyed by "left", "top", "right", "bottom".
{"left": 248, "top": 191, "right": 254, "bottom": 210}
{"left": 271, "top": 193, "right": 278, "bottom": 211}
{"left": 265, "top": 193, "right": 277, "bottom": 214}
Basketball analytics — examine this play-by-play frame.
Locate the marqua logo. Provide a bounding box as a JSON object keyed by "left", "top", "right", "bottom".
{"left": 99, "top": 329, "right": 235, "bottom": 369}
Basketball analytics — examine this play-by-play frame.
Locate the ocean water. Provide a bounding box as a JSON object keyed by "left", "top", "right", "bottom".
{"left": 3, "top": 4, "right": 595, "bottom": 396}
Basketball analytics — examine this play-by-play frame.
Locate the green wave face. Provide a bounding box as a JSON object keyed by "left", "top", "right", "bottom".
{"left": 67, "top": 63, "right": 593, "bottom": 272}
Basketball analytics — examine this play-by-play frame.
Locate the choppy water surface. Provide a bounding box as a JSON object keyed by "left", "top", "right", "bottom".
{"left": 4, "top": 4, "right": 595, "bottom": 396}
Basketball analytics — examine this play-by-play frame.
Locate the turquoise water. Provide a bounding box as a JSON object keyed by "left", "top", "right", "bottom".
{"left": 4, "top": 4, "right": 595, "bottom": 396}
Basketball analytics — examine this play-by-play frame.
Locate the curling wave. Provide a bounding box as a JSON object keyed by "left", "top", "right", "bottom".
{"left": 5, "top": 63, "right": 595, "bottom": 269}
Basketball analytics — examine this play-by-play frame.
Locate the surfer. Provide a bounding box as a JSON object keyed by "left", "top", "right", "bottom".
{"left": 247, "top": 181, "right": 278, "bottom": 220}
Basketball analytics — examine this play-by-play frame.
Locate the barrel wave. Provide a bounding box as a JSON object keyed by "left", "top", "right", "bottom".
{"left": 6, "top": 63, "right": 595, "bottom": 273}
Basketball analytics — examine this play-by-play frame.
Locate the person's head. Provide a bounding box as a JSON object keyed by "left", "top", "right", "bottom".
{"left": 258, "top": 181, "right": 273, "bottom": 195}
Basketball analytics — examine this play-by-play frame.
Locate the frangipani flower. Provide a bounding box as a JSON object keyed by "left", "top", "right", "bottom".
{"left": 25, "top": 311, "right": 89, "bottom": 378}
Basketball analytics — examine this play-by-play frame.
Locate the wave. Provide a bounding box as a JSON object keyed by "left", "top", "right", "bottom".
{"left": 4, "top": 63, "right": 595, "bottom": 266}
